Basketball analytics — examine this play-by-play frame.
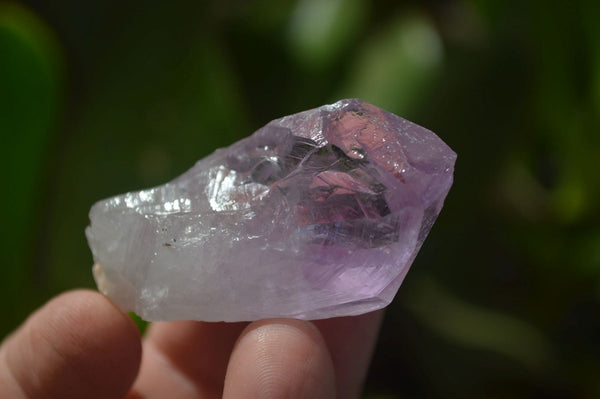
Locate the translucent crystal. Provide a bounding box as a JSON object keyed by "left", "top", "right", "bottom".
{"left": 85, "top": 99, "right": 456, "bottom": 321}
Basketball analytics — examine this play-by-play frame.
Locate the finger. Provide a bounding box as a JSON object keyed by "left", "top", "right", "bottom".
{"left": 130, "top": 320, "right": 247, "bottom": 398}
{"left": 314, "top": 310, "right": 384, "bottom": 398}
{"left": 223, "top": 319, "right": 336, "bottom": 399}
{"left": 0, "top": 290, "right": 141, "bottom": 399}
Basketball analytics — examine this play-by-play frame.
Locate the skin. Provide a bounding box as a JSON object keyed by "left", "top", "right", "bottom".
{"left": 0, "top": 290, "right": 383, "bottom": 398}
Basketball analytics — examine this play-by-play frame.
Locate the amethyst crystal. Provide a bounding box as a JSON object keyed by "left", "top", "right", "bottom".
{"left": 86, "top": 99, "right": 456, "bottom": 321}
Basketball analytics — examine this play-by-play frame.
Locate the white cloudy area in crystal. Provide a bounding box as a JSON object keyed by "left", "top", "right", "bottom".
{"left": 86, "top": 99, "right": 456, "bottom": 322}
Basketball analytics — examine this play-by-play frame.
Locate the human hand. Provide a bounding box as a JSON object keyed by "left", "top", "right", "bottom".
{"left": 0, "top": 290, "right": 382, "bottom": 398}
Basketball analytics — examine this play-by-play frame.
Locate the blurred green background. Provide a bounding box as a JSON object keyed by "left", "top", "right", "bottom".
{"left": 1, "top": 0, "right": 599, "bottom": 397}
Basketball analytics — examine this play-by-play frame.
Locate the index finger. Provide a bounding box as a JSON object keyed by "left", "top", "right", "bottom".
{"left": 129, "top": 320, "right": 247, "bottom": 398}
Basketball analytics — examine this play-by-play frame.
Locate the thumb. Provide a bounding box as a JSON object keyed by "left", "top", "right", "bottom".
{"left": 0, "top": 290, "right": 141, "bottom": 399}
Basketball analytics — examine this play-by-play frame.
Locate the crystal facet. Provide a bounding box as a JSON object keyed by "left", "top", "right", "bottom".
{"left": 86, "top": 99, "right": 456, "bottom": 321}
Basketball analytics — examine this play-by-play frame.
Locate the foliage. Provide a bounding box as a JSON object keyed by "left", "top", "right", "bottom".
{"left": 1, "top": 0, "right": 599, "bottom": 397}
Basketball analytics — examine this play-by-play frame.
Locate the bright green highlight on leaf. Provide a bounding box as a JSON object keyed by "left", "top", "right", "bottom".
{"left": 407, "top": 276, "right": 554, "bottom": 371}
{"left": 0, "top": 3, "right": 63, "bottom": 328}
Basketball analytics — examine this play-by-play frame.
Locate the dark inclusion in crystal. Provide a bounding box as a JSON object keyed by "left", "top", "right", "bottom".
{"left": 228, "top": 137, "right": 394, "bottom": 248}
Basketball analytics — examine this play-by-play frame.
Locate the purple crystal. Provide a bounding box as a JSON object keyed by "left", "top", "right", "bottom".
{"left": 85, "top": 99, "right": 456, "bottom": 321}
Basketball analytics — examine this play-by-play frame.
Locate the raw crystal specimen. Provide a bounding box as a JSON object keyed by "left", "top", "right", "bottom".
{"left": 86, "top": 99, "right": 456, "bottom": 322}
